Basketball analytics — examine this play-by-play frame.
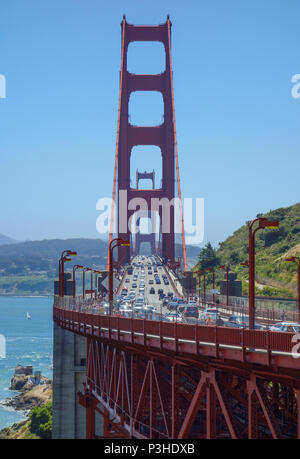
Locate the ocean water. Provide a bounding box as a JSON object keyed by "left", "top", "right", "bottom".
{"left": 0, "top": 296, "right": 53, "bottom": 430}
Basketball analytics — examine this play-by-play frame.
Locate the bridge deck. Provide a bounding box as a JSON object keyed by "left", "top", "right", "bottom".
{"left": 53, "top": 306, "right": 300, "bottom": 372}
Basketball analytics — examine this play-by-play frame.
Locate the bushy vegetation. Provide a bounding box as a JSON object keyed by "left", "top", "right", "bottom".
{"left": 0, "top": 238, "right": 109, "bottom": 294}
{"left": 194, "top": 203, "right": 300, "bottom": 297}
{"left": 29, "top": 402, "right": 52, "bottom": 439}
{"left": 197, "top": 242, "right": 220, "bottom": 270}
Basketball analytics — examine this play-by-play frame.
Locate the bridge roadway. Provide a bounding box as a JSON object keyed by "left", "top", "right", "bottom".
{"left": 53, "top": 258, "right": 300, "bottom": 439}
{"left": 116, "top": 255, "right": 183, "bottom": 317}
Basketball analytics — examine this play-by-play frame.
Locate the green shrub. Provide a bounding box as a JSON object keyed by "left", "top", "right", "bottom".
{"left": 29, "top": 402, "right": 52, "bottom": 439}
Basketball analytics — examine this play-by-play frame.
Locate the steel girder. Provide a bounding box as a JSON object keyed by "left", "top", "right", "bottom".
{"left": 79, "top": 337, "right": 300, "bottom": 439}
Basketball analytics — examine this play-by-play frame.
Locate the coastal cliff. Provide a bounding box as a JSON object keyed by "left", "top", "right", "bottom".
{"left": 0, "top": 365, "right": 52, "bottom": 439}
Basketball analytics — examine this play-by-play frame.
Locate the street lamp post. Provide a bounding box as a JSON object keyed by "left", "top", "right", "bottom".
{"left": 206, "top": 268, "right": 215, "bottom": 303}
{"left": 72, "top": 264, "right": 83, "bottom": 298}
{"left": 83, "top": 267, "right": 92, "bottom": 299}
{"left": 248, "top": 218, "right": 279, "bottom": 329}
{"left": 108, "top": 238, "right": 130, "bottom": 315}
{"left": 196, "top": 271, "right": 201, "bottom": 306}
{"left": 94, "top": 270, "right": 102, "bottom": 300}
{"left": 90, "top": 270, "right": 93, "bottom": 298}
{"left": 195, "top": 270, "right": 204, "bottom": 304}
{"left": 202, "top": 271, "right": 206, "bottom": 301}
{"left": 285, "top": 257, "right": 300, "bottom": 316}
{"left": 59, "top": 250, "right": 77, "bottom": 297}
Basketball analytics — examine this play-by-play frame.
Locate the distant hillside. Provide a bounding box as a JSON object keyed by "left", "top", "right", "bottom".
{"left": 215, "top": 203, "right": 300, "bottom": 297}
{"left": 0, "top": 233, "right": 17, "bottom": 245}
{"left": 0, "top": 237, "right": 107, "bottom": 260}
{"left": 0, "top": 237, "right": 200, "bottom": 295}
{"left": 0, "top": 238, "right": 108, "bottom": 295}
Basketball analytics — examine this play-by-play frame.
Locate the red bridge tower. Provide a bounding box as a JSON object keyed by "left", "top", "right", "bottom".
{"left": 108, "top": 16, "right": 187, "bottom": 269}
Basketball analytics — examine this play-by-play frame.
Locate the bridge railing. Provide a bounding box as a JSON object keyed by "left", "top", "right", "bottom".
{"left": 54, "top": 295, "right": 106, "bottom": 313}
{"left": 53, "top": 305, "right": 299, "bottom": 358}
{"left": 201, "top": 293, "right": 300, "bottom": 324}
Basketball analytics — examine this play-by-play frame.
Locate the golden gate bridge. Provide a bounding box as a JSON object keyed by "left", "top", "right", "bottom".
{"left": 52, "top": 17, "right": 300, "bottom": 440}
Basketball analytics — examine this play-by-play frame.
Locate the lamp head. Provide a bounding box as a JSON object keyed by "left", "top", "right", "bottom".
{"left": 258, "top": 218, "right": 279, "bottom": 229}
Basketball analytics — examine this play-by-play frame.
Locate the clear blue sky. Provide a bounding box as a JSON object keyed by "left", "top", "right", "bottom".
{"left": 0, "top": 0, "right": 299, "bottom": 247}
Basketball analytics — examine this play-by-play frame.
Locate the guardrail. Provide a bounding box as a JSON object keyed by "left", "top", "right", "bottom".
{"left": 201, "top": 293, "right": 300, "bottom": 324}
{"left": 53, "top": 303, "right": 300, "bottom": 366}
{"left": 54, "top": 295, "right": 105, "bottom": 311}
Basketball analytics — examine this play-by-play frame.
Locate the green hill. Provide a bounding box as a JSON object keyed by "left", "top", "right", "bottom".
{"left": 0, "top": 238, "right": 108, "bottom": 295}
{"left": 212, "top": 203, "right": 300, "bottom": 297}
{"left": 0, "top": 237, "right": 200, "bottom": 295}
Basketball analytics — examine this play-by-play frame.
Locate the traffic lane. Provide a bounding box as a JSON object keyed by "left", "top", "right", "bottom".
{"left": 135, "top": 260, "right": 176, "bottom": 312}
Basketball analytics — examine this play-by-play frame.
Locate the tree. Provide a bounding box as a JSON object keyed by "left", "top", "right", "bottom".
{"left": 29, "top": 402, "right": 52, "bottom": 439}
{"left": 229, "top": 251, "right": 239, "bottom": 264}
{"left": 197, "top": 242, "right": 219, "bottom": 270}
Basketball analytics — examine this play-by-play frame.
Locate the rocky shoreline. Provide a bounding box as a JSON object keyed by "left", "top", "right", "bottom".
{"left": 0, "top": 366, "right": 52, "bottom": 438}
{"left": 0, "top": 383, "right": 52, "bottom": 412}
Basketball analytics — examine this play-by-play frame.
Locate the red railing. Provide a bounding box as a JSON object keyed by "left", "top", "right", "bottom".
{"left": 53, "top": 306, "right": 298, "bottom": 363}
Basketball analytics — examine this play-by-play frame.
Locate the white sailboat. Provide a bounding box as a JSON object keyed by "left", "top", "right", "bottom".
{"left": 26, "top": 312, "right": 31, "bottom": 320}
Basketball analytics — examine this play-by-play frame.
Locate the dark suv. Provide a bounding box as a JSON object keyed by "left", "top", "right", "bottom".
{"left": 183, "top": 305, "right": 199, "bottom": 319}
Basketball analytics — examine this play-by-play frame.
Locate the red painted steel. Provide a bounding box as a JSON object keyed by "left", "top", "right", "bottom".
{"left": 107, "top": 17, "right": 187, "bottom": 267}
{"left": 54, "top": 305, "right": 300, "bottom": 439}
{"left": 107, "top": 17, "right": 127, "bottom": 271}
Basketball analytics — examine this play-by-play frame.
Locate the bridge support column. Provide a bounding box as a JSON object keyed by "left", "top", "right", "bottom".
{"left": 86, "top": 395, "right": 97, "bottom": 439}
{"left": 171, "top": 364, "right": 176, "bottom": 438}
{"left": 206, "top": 380, "right": 216, "bottom": 439}
{"left": 247, "top": 379, "right": 258, "bottom": 439}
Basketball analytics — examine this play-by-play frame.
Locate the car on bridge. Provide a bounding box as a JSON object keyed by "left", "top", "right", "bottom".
{"left": 269, "top": 322, "right": 299, "bottom": 333}
{"left": 182, "top": 305, "right": 199, "bottom": 319}
{"left": 135, "top": 298, "right": 145, "bottom": 306}
{"left": 167, "top": 301, "right": 179, "bottom": 311}
{"left": 140, "top": 306, "right": 156, "bottom": 319}
{"left": 177, "top": 303, "right": 188, "bottom": 313}
{"left": 164, "top": 312, "right": 184, "bottom": 323}
{"left": 199, "top": 312, "right": 224, "bottom": 326}
{"left": 200, "top": 307, "right": 218, "bottom": 318}
{"left": 226, "top": 315, "right": 265, "bottom": 330}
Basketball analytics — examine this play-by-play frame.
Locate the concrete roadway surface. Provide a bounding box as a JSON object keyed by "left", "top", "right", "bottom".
{"left": 117, "top": 255, "right": 181, "bottom": 318}
{"left": 113, "top": 257, "right": 299, "bottom": 331}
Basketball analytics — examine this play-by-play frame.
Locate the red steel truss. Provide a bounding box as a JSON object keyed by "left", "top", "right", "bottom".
{"left": 107, "top": 17, "right": 187, "bottom": 269}
{"left": 53, "top": 306, "right": 300, "bottom": 439}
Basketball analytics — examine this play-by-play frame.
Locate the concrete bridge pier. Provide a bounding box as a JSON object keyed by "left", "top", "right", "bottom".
{"left": 52, "top": 323, "right": 98, "bottom": 438}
